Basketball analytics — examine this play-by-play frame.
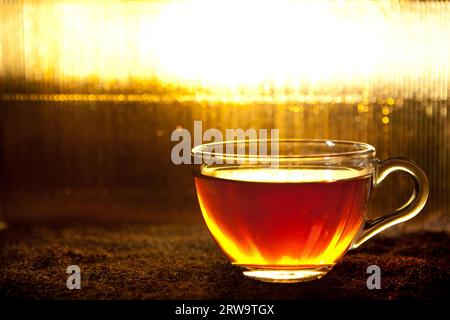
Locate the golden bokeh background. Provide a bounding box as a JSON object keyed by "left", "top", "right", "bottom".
{"left": 0, "top": 0, "right": 448, "bottom": 231}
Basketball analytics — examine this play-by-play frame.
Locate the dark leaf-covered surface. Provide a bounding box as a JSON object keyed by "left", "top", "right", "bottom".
{"left": 0, "top": 224, "right": 449, "bottom": 300}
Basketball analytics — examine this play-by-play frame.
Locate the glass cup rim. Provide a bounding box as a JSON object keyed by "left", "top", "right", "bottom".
{"left": 191, "top": 138, "right": 376, "bottom": 161}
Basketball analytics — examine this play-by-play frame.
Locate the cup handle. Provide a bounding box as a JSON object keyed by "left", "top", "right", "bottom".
{"left": 351, "top": 158, "right": 429, "bottom": 249}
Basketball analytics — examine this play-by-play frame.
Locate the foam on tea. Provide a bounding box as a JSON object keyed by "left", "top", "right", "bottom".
{"left": 195, "top": 166, "right": 371, "bottom": 275}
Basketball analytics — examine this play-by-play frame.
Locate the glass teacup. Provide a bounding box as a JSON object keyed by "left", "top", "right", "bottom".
{"left": 192, "top": 139, "right": 429, "bottom": 283}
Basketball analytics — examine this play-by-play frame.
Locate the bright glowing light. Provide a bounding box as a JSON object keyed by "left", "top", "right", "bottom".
{"left": 1, "top": 0, "right": 449, "bottom": 100}
{"left": 150, "top": 0, "right": 383, "bottom": 88}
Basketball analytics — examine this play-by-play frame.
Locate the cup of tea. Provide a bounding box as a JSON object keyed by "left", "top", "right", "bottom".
{"left": 191, "top": 139, "right": 429, "bottom": 283}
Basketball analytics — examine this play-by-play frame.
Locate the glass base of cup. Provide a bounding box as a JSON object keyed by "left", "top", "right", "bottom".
{"left": 241, "top": 265, "right": 333, "bottom": 283}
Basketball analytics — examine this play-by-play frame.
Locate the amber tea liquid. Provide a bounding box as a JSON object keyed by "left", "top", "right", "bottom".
{"left": 195, "top": 167, "right": 371, "bottom": 276}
